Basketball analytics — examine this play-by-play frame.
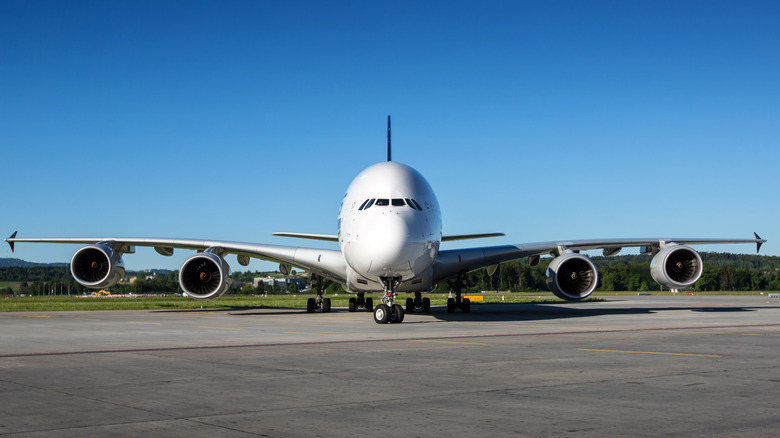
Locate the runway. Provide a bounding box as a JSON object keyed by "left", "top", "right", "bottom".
{"left": 2, "top": 295, "right": 780, "bottom": 437}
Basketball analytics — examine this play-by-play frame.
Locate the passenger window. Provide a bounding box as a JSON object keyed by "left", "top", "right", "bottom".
{"left": 392, "top": 199, "right": 405, "bottom": 207}
{"left": 375, "top": 199, "right": 389, "bottom": 206}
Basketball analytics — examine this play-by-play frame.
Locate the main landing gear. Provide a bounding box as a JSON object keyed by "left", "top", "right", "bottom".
{"left": 307, "top": 275, "right": 332, "bottom": 313}
{"left": 446, "top": 273, "right": 471, "bottom": 314}
{"left": 405, "top": 292, "right": 431, "bottom": 313}
{"left": 374, "top": 276, "right": 404, "bottom": 324}
{"left": 347, "top": 292, "right": 373, "bottom": 312}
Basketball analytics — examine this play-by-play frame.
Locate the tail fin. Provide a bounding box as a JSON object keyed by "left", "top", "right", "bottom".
{"left": 386, "top": 115, "right": 391, "bottom": 162}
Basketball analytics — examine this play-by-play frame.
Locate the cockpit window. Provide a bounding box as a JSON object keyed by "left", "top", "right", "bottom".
{"left": 360, "top": 198, "right": 423, "bottom": 210}
{"left": 359, "top": 199, "right": 375, "bottom": 210}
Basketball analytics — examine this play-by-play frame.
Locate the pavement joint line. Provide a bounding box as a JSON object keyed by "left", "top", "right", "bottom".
{"left": 408, "top": 339, "right": 489, "bottom": 345}
{"left": 199, "top": 326, "right": 245, "bottom": 330}
{"left": 2, "top": 322, "right": 778, "bottom": 359}
{"left": 284, "top": 331, "right": 344, "bottom": 336}
{"left": 127, "top": 321, "right": 162, "bottom": 325}
{"left": 660, "top": 330, "right": 780, "bottom": 337}
{"left": 577, "top": 348, "right": 721, "bottom": 357}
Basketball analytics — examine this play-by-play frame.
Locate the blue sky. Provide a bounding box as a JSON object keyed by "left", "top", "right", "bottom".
{"left": 2, "top": 0, "right": 778, "bottom": 271}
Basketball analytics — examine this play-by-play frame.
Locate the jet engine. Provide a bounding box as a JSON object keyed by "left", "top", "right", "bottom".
{"left": 179, "top": 252, "right": 232, "bottom": 300}
{"left": 650, "top": 244, "right": 703, "bottom": 289}
{"left": 70, "top": 244, "right": 125, "bottom": 289}
{"left": 546, "top": 253, "right": 598, "bottom": 300}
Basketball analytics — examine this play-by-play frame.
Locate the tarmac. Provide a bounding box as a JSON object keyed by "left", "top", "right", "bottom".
{"left": 2, "top": 295, "right": 780, "bottom": 437}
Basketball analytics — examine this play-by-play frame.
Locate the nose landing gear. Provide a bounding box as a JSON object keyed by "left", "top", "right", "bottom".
{"left": 374, "top": 276, "right": 404, "bottom": 324}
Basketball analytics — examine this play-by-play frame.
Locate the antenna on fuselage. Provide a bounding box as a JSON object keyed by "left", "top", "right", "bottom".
{"left": 386, "top": 115, "right": 391, "bottom": 162}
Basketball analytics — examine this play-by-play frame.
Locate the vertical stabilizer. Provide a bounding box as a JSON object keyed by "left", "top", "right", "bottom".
{"left": 386, "top": 115, "right": 391, "bottom": 162}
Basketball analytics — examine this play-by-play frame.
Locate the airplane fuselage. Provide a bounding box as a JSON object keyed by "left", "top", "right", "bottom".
{"left": 338, "top": 162, "right": 442, "bottom": 292}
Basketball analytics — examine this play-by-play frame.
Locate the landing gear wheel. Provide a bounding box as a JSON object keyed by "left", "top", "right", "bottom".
{"left": 348, "top": 297, "right": 356, "bottom": 312}
{"left": 422, "top": 297, "right": 431, "bottom": 313}
{"left": 406, "top": 297, "right": 414, "bottom": 313}
{"left": 390, "top": 304, "right": 405, "bottom": 324}
{"left": 365, "top": 297, "right": 373, "bottom": 311}
{"left": 374, "top": 304, "right": 391, "bottom": 324}
{"left": 323, "top": 298, "right": 332, "bottom": 313}
{"left": 307, "top": 298, "right": 316, "bottom": 313}
{"left": 447, "top": 298, "right": 455, "bottom": 313}
{"left": 462, "top": 298, "right": 471, "bottom": 313}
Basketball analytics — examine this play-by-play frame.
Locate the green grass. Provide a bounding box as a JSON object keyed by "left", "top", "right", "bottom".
{"left": 3, "top": 290, "right": 773, "bottom": 313}
{"left": 0, "top": 292, "right": 586, "bottom": 312}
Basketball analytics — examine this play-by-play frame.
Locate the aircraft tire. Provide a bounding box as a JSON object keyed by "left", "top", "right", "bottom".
{"left": 323, "top": 298, "right": 331, "bottom": 313}
{"left": 374, "top": 304, "right": 391, "bottom": 324}
{"left": 462, "top": 298, "right": 471, "bottom": 313}
{"left": 391, "top": 304, "right": 405, "bottom": 324}
{"left": 447, "top": 298, "right": 455, "bottom": 313}
{"left": 422, "top": 298, "right": 431, "bottom": 313}
{"left": 348, "top": 298, "right": 356, "bottom": 312}
{"left": 307, "top": 298, "right": 316, "bottom": 313}
{"left": 406, "top": 297, "right": 414, "bottom": 313}
{"left": 365, "top": 298, "right": 373, "bottom": 311}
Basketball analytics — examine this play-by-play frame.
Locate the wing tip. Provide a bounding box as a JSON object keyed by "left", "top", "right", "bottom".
{"left": 754, "top": 232, "right": 765, "bottom": 253}
{"left": 6, "top": 231, "right": 17, "bottom": 252}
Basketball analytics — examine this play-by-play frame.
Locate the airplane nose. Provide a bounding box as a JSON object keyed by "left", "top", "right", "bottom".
{"left": 345, "top": 213, "right": 433, "bottom": 278}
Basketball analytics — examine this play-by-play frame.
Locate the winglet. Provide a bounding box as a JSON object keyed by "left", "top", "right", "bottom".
{"left": 386, "top": 115, "right": 391, "bottom": 162}
{"left": 6, "top": 231, "right": 17, "bottom": 252}
{"left": 754, "top": 232, "right": 765, "bottom": 253}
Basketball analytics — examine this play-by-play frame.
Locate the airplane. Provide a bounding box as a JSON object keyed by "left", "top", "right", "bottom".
{"left": 5, "top": 117, "right": 766, "bottom": 324}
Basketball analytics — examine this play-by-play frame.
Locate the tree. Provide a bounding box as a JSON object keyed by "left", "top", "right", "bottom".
{"left": 695, "top": 265, "right": 719, "bottom": 291}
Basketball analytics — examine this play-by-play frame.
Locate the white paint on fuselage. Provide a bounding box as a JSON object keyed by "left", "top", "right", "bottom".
{"left": 339, "top": 162, "right": 442, "bottom": 292}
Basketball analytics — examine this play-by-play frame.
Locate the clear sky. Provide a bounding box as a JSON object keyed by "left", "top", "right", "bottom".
{"left": 2, "top": 0, "right": 778, "bottom": 271}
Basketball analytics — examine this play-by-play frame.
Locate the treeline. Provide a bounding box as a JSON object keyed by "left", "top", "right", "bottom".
{"left": 2, "top": 252, "right": 779, "bottom": 296}
{"left": 0, "top": 267, "right": 309, "bottom": 296}
{"left": 437, "top": 252, "right": 780, "bottom": 293}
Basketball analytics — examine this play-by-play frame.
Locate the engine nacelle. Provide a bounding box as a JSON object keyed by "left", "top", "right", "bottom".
{"left": 650, "top": 244, "right": 703, "bottom": 289}
{"left": 179, "top": 252, "right": 232, "bottom": 301}
{"left": 546, "top": 253, "right": 598, "bottom": 300}
{"left": 71, "top": 244, "right": 125, "bottom": 289}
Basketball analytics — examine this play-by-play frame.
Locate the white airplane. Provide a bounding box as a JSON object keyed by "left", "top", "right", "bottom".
{"left": 5, "top": 117, "right": 766, "bottom": 324}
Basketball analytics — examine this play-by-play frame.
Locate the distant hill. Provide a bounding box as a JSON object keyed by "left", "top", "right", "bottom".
{"left": 0, "top": 258, "right": 68, "bottom": 268}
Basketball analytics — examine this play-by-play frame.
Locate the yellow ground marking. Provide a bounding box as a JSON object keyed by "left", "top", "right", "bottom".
{"left": 284, "top": 331, "right": 344, "bottom": 337}
{"left": 409, "top": 339, "right": 489, "bottom": 346}
{"left": 128, "top": 321, "right": 162, "bottom": 325}
{"left": 199, "top": 326, "right": 245, "bottom": 330}
{"left": 577, "top": 348, "right": 720, "bottom": 357}
{"left": 11, "top": 314, "right": 58, "bottom": 318}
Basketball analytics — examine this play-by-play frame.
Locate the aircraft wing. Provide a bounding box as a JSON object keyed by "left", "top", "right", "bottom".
{"left": 5, "top": 234, "right": 347, "bottom": 284}
{"left": 432, "top": 235, "right": 765, "bottom": 282}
